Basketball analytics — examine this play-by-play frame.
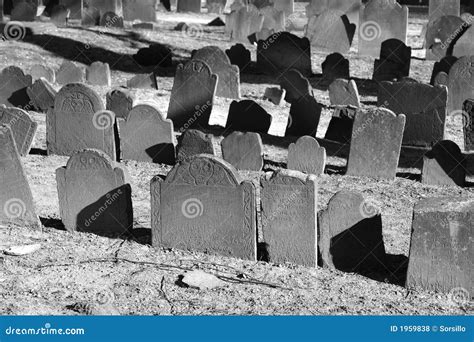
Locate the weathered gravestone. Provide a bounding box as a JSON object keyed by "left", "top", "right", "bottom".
{"left": 328, "top": 79, "right": 360, "bottom": 108}
{"left": 279, "top": 69, "right": 313, "bottom": 104}
{"left": 47, "top": 83, "right": 116, "bottom": 160}
{"left": 100, "top": 11, "right": 124, "bottom": 28}
{"left": 259, "top": 6, "right": 285, "bottom": 32}
{"left": 287, "top": 136, "right": 326, "bottom": 175}
{"left": 88, "top": 0, "right": 122, "bottom": 16}
{"left": 430, "top": 56, "right": 458, "bottom": 86}
{"left": 56, "top": 61, "right": 85, "bottom": 85}
{"left": 257, "top": 32, "right": 312, "bottom": 77}
{"left": 167, "top": 60, "right": 217, "bottom": 130}
{"left": 373, "top": 39, "right": 411, "bottom": 82}
{"left": 0, "top": 105, "right": 37, "bottom": 156}
{"left": 406, "top": 197, "right": 473, "bottom": 294}
{"left": 428, "top": 0, "right": 460, "bottom": 23}
{"left": 425, "top": 15, "right": 466, "bottom": 61}
{"left": 248, "top": 27, "right": 274, "bottom": 44}
{"left": 324, "top": 106, "right": 357, "bottom": 144}
{"left": 86, "top": 61, "right": 111, "bottom": 86}
{"left": 306, "top": 0, "right": 360, "bottom": 24}
{"left": 0, "top": 66, "right": 32, "bottom": 108}
{"left": 192, "top": 46, "right": 240, "bottom": 99}
{"left": 453, "top": 25, "right": 474, "bottom": 58}
{"left": 123, "top": 0, "right": 157, "bottom": 21}
{"left": 346, "top": 107, "right": 406, "bottom": 180}
{"left": 286, "top": 95, "right": 322, "bottom": 137}
{"left": 56, "top": 149, "right": 133, "bottom": 233}
{"left": 82, "top": 3, "right": 100, "bottom": 26}
{"left": 273, "top": 0, "right": 293, "bottom": 16}
{"left": 11, "top": 0, "right": 37, "bottom": 21}
{"left": 225, "top": 44, "right": 251, "bottom": 72}
{"left": 221, "top": 131, "right": 263, "bottom": 171}
{"left": 318, "top": 190, "right": 387, "bottom": 272}
{"left": 207, "top": 0, "right": 226, "bottom": 14}
{"left": 358, "top": 0, "right": 409, "bottom": 57}
{"left": 177, "top": 129, "right": 215, "bottom": 161}
{"left": 321, "top": 53, "right": 350, "bottom": 85}
{"left": 263, "top": 87, "right": 285, "bottom": 106}
{"left": 433, "top": 72, "right": 449, "bottom": 87}
{"left": 27, "top": 78, "right": 57, "bottom": 112}
{"left": 225, "top": 100, "right": 272, "bottom": 134}
{"left": 447, "top": 56, "right": 474, "bottom": 115}
{"left": 118, "top": 104, "right": 175, "bottom": 165}
{"left": 261, "top": 170, "right": 318, "bottom": 267}
{"left": 29, "top": 64, "right": 56, "bottom": 84}
{"left": 126, "top": 73, "right": 158, "bottom": 89}
{"left": 106, "top": 87, "right": 134, "bottom": 120}
{"left": 151, "top": 154, "right": 257, "bottom": 260}
{"left": 50, "top": 4, "right": 69, "bottom": 27}
{"left": 378, "top": 82, "right": 447, "bottom": 147}
{"left": 59, "top": 0, "right": 82, "bottom": 19}
{"left": 464, "top": 99, "right": 474, "bottom": 151}
{"left": 177, "top": 0, "right": 200, "bottom": 13}
{"left": 421, "top": 140, "right": 466, "bottom": 187}
{"left": 226, "top": 5, "right": 264, "bottom": 42}
{"left": 0, "top": 124, "right": 38, "bottom": 227}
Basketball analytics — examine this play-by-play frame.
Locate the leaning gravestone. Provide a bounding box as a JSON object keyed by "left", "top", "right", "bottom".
{"left": 358, "top": 0, "right": 409, "bottom": 57}
{"left": 225, "top": 44, "right": 251, "bottom": 72}
{"left": 126, "top": 73, "right": 158, "bottom": 89}
{"left": 287, "top": 136, "right": 326, "bottom": 175}
{"left": 286, "top": 95, "right": 322, "bottom": 137}
{"left": 167, "top": 60, "right": 217, "bottom": 130}
{"left": 106, "top": 87, "right": 134, "bottom": 120}
{"left": 406, "top": 197, "right": 473, "bottom": 294}
{"left": 428, "top": 0, "right": 460, "bottom": 23}
{"left": 373, "top": 39, "right": 411, "bottom": 82}
{"left": 225, "top": 100, "right": 272, "bottom": 134}
{"left": 47, "top": 83, "right": 116, "bottom": 160}
{"left": 27, "top": 78, "right": 57, "bottom": 113}
{"left": 86, "top": 61, "right": 111, "bottom": 86}
{"left": 123, "top": 0, "right": 157, "bottom": 21}
{"left": 177, "top": 0, "right": 201, "bottom": 13}
{"left": 464, "top": 99, "right": 474, "bottom": 151}
{"left": 447, "top": 56, "right": 474, "bottom": 115}
{"left": 425, "top": 15, "right": 466, "bottom": 61}
{"left": 30, "top": 64, "right": 56, "bottom": 83}
{"left": 177, "top": 129, "right": 215, "bottom": 162}
{"left": 279, "top": 69, "right": 313, "bottom": 104}
{"left": 56, "top": 61, "right": 85, "bottom": 85}
{"left": 56, "top": 149, "right": 133, "bottom": 233}
{"left": 0, "top": 105, "right": 37, "bottom": 156}
{"left": 261, "top": 170, "right": 318, "bottom": 267}
{"left": 118, "top": 104, "right": 176, "bottom": 165}
{"left": 151, "top": 154, "right": 257, "bottom": 260}
{"left": 321, "top": 53, "right": 350, "bottom": 85}
{"left": 329, "top": 79, "right": 360, "bottom": 107}
{"left": 192, "top": 46, "right": 240, "bottom": 99}
{"left": 221, "top": 131, "right": 263, "bottom": 171}
{"left": 0, "top": 66, "right": 32, "bottom": 108}
{"left": 430, "top": 56, "right": 458, "bottom": 86}
{"left": 0, "top": 125, "right": 39, "bottom": 227}
{"left": 318, "top": 190, "right": 387, "bottom": 272}
{"left": 226, "top": 5, "right": 264, "bottom": 42}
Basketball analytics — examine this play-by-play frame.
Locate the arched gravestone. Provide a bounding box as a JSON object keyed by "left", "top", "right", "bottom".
{"left": 328, "top": 79, "right": 360, "bottom": 108}
{"left": 56, "top": 149, "right": 133, "bottom": 233}
{"left": 29, "top": 64, "right": 56, "bottom": 83}
{"left": 279, "top": 69, "right": 313, "bottom": 103}
{"left": 167, "top": 60, "right": 217, "bottom": 130}
{"left": 86, "top": 61, "right": 111, "bottom": 86}
{"left": 56, "top": 61, "right": 85, "bottom": 85}
{"left": 225, "top": 100, "right": 272, "bottom": 134}
{"left": 0, "top": 66, "right": 32, "bottom": 108}
{"left": 318, "top": 190, "right": 387, "bottom": 272}
{"left": 260, "top": 170, "right": 318, "bottom": 267}
{"left": 123, "top": 0, "right": 156, "bottom": 21}
{"left": 221, "top": 131, "right": 263, "bottom": 171}
{"left": 422, "top": 140, "right": 466, "bottom": 187}
{"left": 306, "top": 0, "right": 360, "bottom": 24}
{"left": 47, "top": 83, "right": 117, "bottom": 161}
{"left": 257, "top": 32, "right": 312, "bottom": 77}
{"left": 0, "top": 105, "right": 37, "bottom": 156}
{"left": 321, "top": 53, "right": 350, "bottom": 85}
{"left": 118, "top": 104, "right": 176, "bottom": 165}
{"left": 406, "top": 197, "right": 473, "bottom": 294}
{"left": 447, "top": 56, "right": 474, "bottom": 115}
{"left": 225, "top": 44, "right": 251, "bottom": 72}
{"left": 430, "top": 56, "right": 458, "bottom": 86}
{"left": 177, "top": 0, "right": 201, "bottom": 13}
{"left": 358, "top": 0, "right": 408, "bottom": 57}
{"left": 425, "top": 15, "right": 466, "bottom": 61}
{"left": 286, "top": 95, "right": 322, "bottom": 137}
{"left": 191, "top": 46, "right": 240, "bottom": 99}
{"left": 151, "top": 154, "right": 257, "bottom": 260}
{"left": 346, "top": 107, "right": 406, "bottom": 180}
{"left": 287, "top": 136, "right": 326, "bottom": 176}
{"left": 100, "top": 11, "right": 124, "bottom": 28}
{"left": 0, "top": 125, "right": 39, "bottom": 227}
{"left": 106, "top": 87, "right": 134, "bottom": 120}
{"left": 226, "top": 5, "right": 264, "bottom": 42}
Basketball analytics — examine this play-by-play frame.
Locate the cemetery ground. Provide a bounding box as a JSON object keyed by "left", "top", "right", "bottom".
{"left": 0, "top": 5, "right": 473, "bottom": 315}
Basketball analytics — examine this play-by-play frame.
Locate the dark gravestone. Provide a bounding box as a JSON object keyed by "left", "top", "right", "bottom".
{"left": 56, "top": 149, "right": 133, "bottom": 234}
{"left": 82, "top": 4, "right": 100, "bottom": 26}
{"left": 177, "top": 129, "right": 215, "bottom": 162}
{"left": 50, "top": 4, "right": 69, "bottom": 27}
{"left": 177, "top": 0, "right": 201, "bottom": 13}
{"left": 0, "top": 105, "right": 37, "bottom": 156}
{"left": 151, "top": 155, "right": 257, "bottom": 260}
{"left": 225, "top": 100, "right": 272, "bottom": 134}
{"left": 279, "top": 69, "right": 313, "bottom": 104}
{"left": 286, "top": 95, "right": 322, "bottom": 137}
{"left": 106, "top": 87, "right": 134, "bottom": 120}
{"left": 425, "top": 15, "right": 466, "bottom": 61}
{"left": 99, "top": 11, "right": 124, "bottom": 28}
{"left": 221, "top": 131, "right": 263, "bottom": 171}
{"left": 324, "top": 106, "right": 356, "bottom": 144}
{"left": 321, "top": 53, "right": 350, "bottom": 85}
{"left": 430, "top": 56, "right": 458, "bottom": 85}
{"left": 27, "top": 78, "right": 57, "bottom": 113}
{"left": 225, "top": 44, "right": 251, "bottom": 72}
{"left": 464, "top": 99, "right": 474, "bottom": 151}
{"left": 0, "top": 66, "right": 32, "bottom": 108}
{"left": 447, "top": 56, "right": 474, "bottom": 115}
{"left": 133, "top": 44, "right": 173, "bottom": 67}
{"left": 287, "top": 136, "right": 326, "bottom": 175}
{"left": 11, "top": 0, "right": 37, "bottom": 21}
{"left": 56, "top": 61, "right": 85, "bottom": 85}
{"left": 373, "top": 39, "right": 411, "bottom": 82}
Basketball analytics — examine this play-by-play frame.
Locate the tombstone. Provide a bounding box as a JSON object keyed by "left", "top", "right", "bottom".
{"left": 448, "top": 56, "right": 474, "bottom": 116}
{"left": 429, "top": 0, "right": 460, "bottom": 23}
{"left": 287, "top": 136, "right": 326, "bottom": 175}
{"left": 123, "top": 0, "right": 157, "bottom": 21}
{"left": 50, "top": 4, "right": 69, "bottom": 27}
{"left": 430, "top": 56, "right": 458, "bottom": 86}
{"left": 453, "top": 25, "right": 474, "bottom": 58}
{"left": 306, "top": 0, "right": 360, "bottom": 24}
{"left": 27, "top": 78, "right": 57, "bottom": 112}
{"left": 346, "top": 107, "right": 405, "bottom": 180}
{"left": 324, "top": 106, "right": 357, "bottom": 144}
{"left": 151, "top": 155, "right": 257, "bottom": 260}
{"left": 373, "top": 39, "right": 411, "bottom": 82}
{"left": 406, "top": 197, "right": 472, "bottom": 294}
{"left": 56, "top": 61, "right": 85, "bottom": 85}
{"left": 59, "top": 0, "right": 82, "bottom": 19}
{"left": 248, "top": 27, "right": 275, "bottom": 44}
{"left": 425, "top": 15, "right": 466, "bottom": 61}
{"left": 226, "top": 5, "right": 264, "bottom": 42}
{"left": 273, "top": 0, "right": 293, "bottom": 16}
{"left": 0, "top": 125, "right": 39, "bottom": 227}
{"left": 177, "top": 129, "right": 215, "bottom": 161}
{"left": 221, "top": 131, "right": 263, "bottom": 171}
{"left": 321, "top": 53, "right": 350, "bottom": 85}
{"left": 106, "top": 87, "right": 134, "bottom": 120}
{"left": 82, "top": 3, "right": 100, "bottom": 26}
{"left": 421, "top": 140, "right": 466, "bottom": 187}
{"left": 86, "top": 61, "right": 111, "bottom": 86}
{"left": 177, "top": 0, "right": 200, "bottom": 12}
{"left": 358, "top": 0, "right": 409, "bottom": 57}
{"left": 260, "top": 170, "right": 318, "bottom": 267}
{"left": 133, "top": 22, "right": 154, "bottom": 30}
{"left": 167, "top": 60, "right": 217, "bottom": 130}
{"left": 305, "top": 10, "right": 355, "bottom": 54}
{"left": 263, "top": 87, "right": 285, "bottom": 106}
{"left": 207, "top": 0, "right": 226, "bottom": 14}
{"left": 0, "top": 66, "right": 32, "bottom": 108}
{"left": 259, "top": 6, "right": 285, "bottom": 32}
{"left": 328, "top": 79, "right": 360, "bottom": 108}
{"left": 47, "top": 83, "right": 116, "bottom": 160}
{"left": 464, "top": 99, "right": 474, "bottom": 151}
{"left": 192, "top": 46, "right": 240, "bottom": 99}
{"left": 134, "top": 44, "right": 172, "bottom": 68}
{"left": 279, "top": 69, "right": 313, "bottom": 104}
{"left": 318, "top": 190, "right": 387, "bottom": 272}
{"left": 126, "top": 73, "right": 158, "bottom": 89}
{"left": 225, "top": 44, "right": 251, "bottom": 72}
{"left": 225, "top": 100, "right": 272, "bottom": 134}
{"left": 0, "top": 105, "right": 37, "bottom": 156}
{"left": 378, "top": 82, "right": 447, "bottom": 147}
{"left": 29, "top": 64, "right": 56, "bottom": 84}
{"left": 87, "top": 0, "right": 122, "bottom": 16}
{"left": 118, "top": 104, "right": 176, "bottom": 165}
{"left": 11, "top": 0, "right": 37, "bottom": 21}
{"left": 257, "top": 32, "right": 312, "bottom": 77}
{"left": 286, "top": 95, "right": 322, "bottom": 137}
{"left": 56, "top": 149, "right": 133, "bottom": 233}
{"left": 100, "top": 11, "right": 124, "bottom": 28}
{"left": 248, "top": 0, "right": 271, "bottom": 8}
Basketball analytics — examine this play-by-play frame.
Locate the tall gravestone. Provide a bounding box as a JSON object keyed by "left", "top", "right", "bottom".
{"left": 0, "top": 66, "right": 32, "bottom": 108}
{"left": 287, "top": 136, "right": 326, "bottom": 176}
{"left": 151, "top": 155, "right": 257, "bottom": 260}
{"left": 226, "top": 5, "right": 264, "bottom": 42}
{"left": 286, "top": 95, "right": 322, "bottom": 137}
{"left": 123, "top": 0, "right": 156, "bottom": 21}
{"left": 0, "top": 105, "right": 37, "bottom": 156}
{"left": 177, "top": 0, "right": 200, "bottom": 13}
{"left": 221, "top": 131, "right": 263, "bottom": 171}
{"left": 448, "top": 56, "right": 474, "bottom": 115}
{"left": 106, "top": 87, "right": 134, "bottom": 120}
{"left": 225, "top": 100, "right": 272, "bottom": 134}
{"left": 86, "top": 61, "right": 111, "bottom": 86}
{"left": 464, "top": 99, "right": 474, "bottom": 151}
{"left": 372, "top": 39, "right": 411, "bottom": 82}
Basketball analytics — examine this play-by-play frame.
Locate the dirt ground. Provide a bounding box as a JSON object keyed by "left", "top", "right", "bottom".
{"left": 0, "top": 4, "right": 473, "bottom": 315}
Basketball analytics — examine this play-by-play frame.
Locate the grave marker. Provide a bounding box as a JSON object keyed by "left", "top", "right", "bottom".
{"left": 0, "top": 105, "right": 37, "bottom": 156}
{"left": 286, "top": 95, "right": 322, "bottom": 137}
{"left": 425, "top": 15, "right": 466, "bottom": 61}
{"left": 287, "top": 136, "right": 326, "bottom": 175}
{"left": 177, "top": 0, "right": 201, "bottom": 13}
{"left": 226, "top": 5, "right": 264, "bottom": 42}
{"left": 27, "top": 78, "right": 57, "bottom": 113}
{"left": 29, "top": 64, "right": 56, "bottom": 84}
{"left": 0, "top": 66, "right": 32, "bottom": 108}
{"left": 225, "top": 44, "right": 251, "bottom": 72}
{"left": 328, "top": 79, "right": 360, "bottom": 107}
{"left": 123, "top": 0, "right": 157, "bottom": 21}
{"left": 106, "top": 87, "right": 134, "bottom": 120}
{"left": 56, "top": 61, "right": 85, "bottom": 85}
{"left": 321, "top": 53, "right": 349, "bottom": 85}
{"left": 86, "top": 61, "right": 111, "bottom": 86}
{"left": 372, "top": 39, "right": 411, "bottom": 82}
{"left": 221, "top": 131, "right": 263, "bottom": 171}
{"left": 430, "top": 56, "right": 458, "bottom": 86}
{"left": 279, "top": 69, "right": 313, "bottom": 104}
{"left": 225, "top": 100, "right": 272, "bottom": 134}
{"left": 177, "top": 129, "right": 215, "bottom": 161}
{"left": 447, "top": 56, "right": 474, "bottom": 115}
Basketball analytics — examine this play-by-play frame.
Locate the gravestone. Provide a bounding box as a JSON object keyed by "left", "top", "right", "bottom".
{"left": 167, "top": 60, "right": 217, "bottom": 130}
{"left": 82, "top": 3, "right": 100, "bottom": 26}
{"left": 464, "top": 99, "right": 474, "bottom": 151}
{"left": 318, "top": 190, "right": 386, "bottom": 272}
{"left": 0, "top": 66, "right": 32, "bottom": 108}
{"left": 453, "top": 25, "right": 474, "bottom": 57}
{"left": 177, "top": 0, "right": 200, "bottom": 13}
{"left": 321, "top": 53, "right": 350, "bottom": 85}
{"left": 428, "top": 0, "right": 460, "bottom": 23}
{"left": 379, "top": 81, "right": 447, "bottom": 147}
{"left": 59, "top": 0, "right": 82, "bottom": 19}
{"left": 248, "top": 27, "right": 274, "bottom": 43}
{"left": 263, "top": 87, "right": 285, "bottom": 106}
{"left": 306, "top": 0, "right": 360, "bottom": 24}
{"left": 86, "top": 61, "right": 111, "bottom": 86}
{"left": 324, "top": 106, "right": 357, "bottom": 144}
{"left": 430, "top": 56, "right": 458, "bottom": 85}
{"left": 123, "top": 0, "right": 157, "bottom": 21}
{"left": 261, "top": 170, "right": 318, "bottom": 267}
{"left": 433, "top": 71, "right": 449, "bottom": 87}
{"left": 279, "top": 69, "right": 313, "bottom": 104}
{"left": 29, "top": 64, "right": 56, "bottom": 83}
{"left": 373, "top": 39, "right": 411, "bottom": 82}
{"left": 273, "top": 0, "right": 293, "bottom": 16}
{"left": 226, "top": 5, "right": 264, "bottom": 42}
{"left": 47, "top": 83, "right": 116, "bottom": 160}
{"left": 257, "top": 32, "right": 312, "bottom": 77}
{"left": 286, "top": 95, "right": 322, "bottom": 137}
{"left": 177, "top": 129, "right": 215, "bottom": 161}
{"left": 225, "top": 100, "right": 272, "bottom": 134}
{"left": 358, "top": 0, "right": 409, "bottom": 57}
{"left": 221, "top": 131, "right": 263, "bottom": 171}
{"left": 50, "top": 4, "right": 69, "bottom": 27}
{"left": 0, "top": 105, "right": 37, "bottom": 156}
{"left": 0, "top": 125, "right": 39, "bottom": 227}
{"left": 56, "top": 61, "right": 85, "bottom": 85}
{"left": 287, "top": 136, "right": 326, "bottom": 175}
{"left": 346, "top": 107, "right": 406, "bottom": 180}
{"left": 106, "top": 87, "right": 134, "bottom": 120}
{"left": 192, "top": 46, "right": 240, "bottom": 99}
{"left": 260, "top": 6, "right": 285, "bottom": 32}
{"left": 56, "top": 149, "right": 133, "bottom": 233}
{"left": 118, "top": 104, "right": 176, "bottom": 165}
{"left": 406, "top": 197, "right": 473, "bottom": 294}
{"left": 328, "top": 79, "right": 360, "bottom": 107}
{"left": 100, "top": 11, "right": 124, "bottom": 28}
{"left": 448, "top": 56, "right": 474, "bottom": 115}
{"left": 133, "top": 22, "right": 154, "bottom": 30}
{"left": 207, "top": 0, "right": 226, "bottom": 14}
{"left": 126, "top": 73, "right": 158, "bottom": 89}
{"left": 27, "top": 78, "right": 57, "bottom": 112}
{"left": 88, "top": 0, "right": 122, "bottom": 16}
{"left": 425, "top": 16, "right": 466, "bottom": 61}
{"left": 422, "top": 140, "right": 466, "bottom": 187}
{"left": 225, "top": 44, "right": 251, "bottom": 72}
{"left": 151, "top": 155, "right": 257, "bottom": 260}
